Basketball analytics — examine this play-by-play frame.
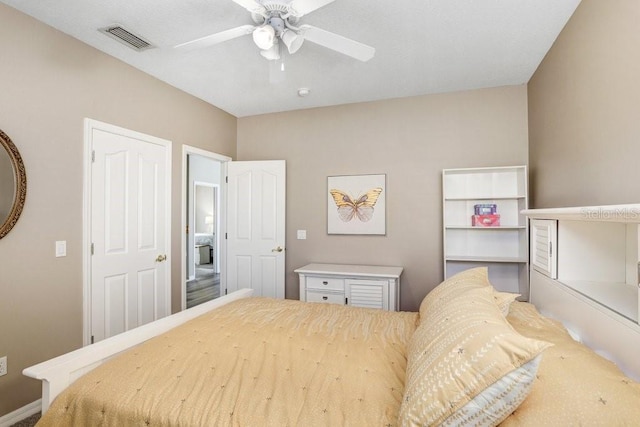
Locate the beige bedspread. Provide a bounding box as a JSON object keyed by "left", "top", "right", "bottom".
{"left": 38, "top": 297, "right": 418, "bottom": 426}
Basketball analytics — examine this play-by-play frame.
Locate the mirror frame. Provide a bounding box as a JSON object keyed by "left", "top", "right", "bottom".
{"left": 0, "top": 129, "right": 27, "bottom": 239}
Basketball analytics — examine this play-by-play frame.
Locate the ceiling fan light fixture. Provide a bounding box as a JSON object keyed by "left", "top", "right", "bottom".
{"left": 252, "top": 25, "right": 275, "bottom": 50}
{"left": 260, "top": 42, "right": 281, "bottom": 60}
{"left": 281, "top": 29, "right": 304, "bottom": 54}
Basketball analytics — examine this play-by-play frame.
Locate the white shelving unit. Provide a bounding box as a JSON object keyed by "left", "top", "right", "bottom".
{"left": 443, "top": 166, "right": 529, "bottom": 298}
{"left": 524, "top": 205, "right": 640, "bottom": 324}
{"left": 523, "top": 204, "right": 640, "bottom": 379}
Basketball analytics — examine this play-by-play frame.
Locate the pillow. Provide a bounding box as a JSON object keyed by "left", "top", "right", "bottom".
{"left": 420, "top": 267, "right": 520, "bottom": 316}
{"left": 419, "top": 267, "right": 519, "bottom": 317}
{"left": 442, "top": 354, "right": 542, "bottom": 426}
{"left": 400, "top": 280, "right": 550, "bottom": 427}
{"left": 419, "top": 267, "right": 492, "bottom": 317}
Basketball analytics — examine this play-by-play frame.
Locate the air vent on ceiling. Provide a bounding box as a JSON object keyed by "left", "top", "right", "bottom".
{"left": 99, "top": 25, "right": 154, "bottom": 51}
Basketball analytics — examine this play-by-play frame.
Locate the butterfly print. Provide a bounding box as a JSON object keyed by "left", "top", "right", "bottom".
{"left": 329, "top": 188, "right": 383, "bottom": 222}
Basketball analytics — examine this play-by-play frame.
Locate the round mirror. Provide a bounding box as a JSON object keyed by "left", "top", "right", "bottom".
{"left": 0, "top": 129, "right": 26, "bottom": 239}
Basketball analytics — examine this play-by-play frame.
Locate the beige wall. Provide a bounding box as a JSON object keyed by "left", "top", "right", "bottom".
{"left": 237, "top": 85, "right": 529, "bottom": 312}
{"left": 0, "top": 4, "right": 236, "bottom": 416}
{"left": 528, "top": 0, "right": 640, "bottom": 208}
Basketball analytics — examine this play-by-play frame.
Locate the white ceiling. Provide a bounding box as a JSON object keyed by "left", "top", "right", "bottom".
{"left": 1, "top": 0, "right": 581, "bottom": 118}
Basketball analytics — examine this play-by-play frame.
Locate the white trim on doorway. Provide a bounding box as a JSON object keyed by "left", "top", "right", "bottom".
{"left": 181, "top": 145, "right": 231, "bottom": 311}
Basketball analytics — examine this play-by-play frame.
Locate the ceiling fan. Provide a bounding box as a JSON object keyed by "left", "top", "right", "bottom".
{"left": 175, "top": 0, "right": 375, "bottom": 62}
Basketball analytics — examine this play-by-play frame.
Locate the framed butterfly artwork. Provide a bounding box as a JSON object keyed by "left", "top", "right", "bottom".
{"left": 327, "top": 174, "right": 386, "bottom": 235}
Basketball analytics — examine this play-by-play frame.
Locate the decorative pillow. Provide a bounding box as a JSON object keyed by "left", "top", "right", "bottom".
{"left": 441, "top": 355, "right": 542, "bottom": 426}
{"left": 400, "top": 280, "right": 550, "bottom": 427}
{"left": 419, "top": 267, "right": 519, "bottom": 317}
{"left": 419, "top": 267, "right": 492, "bottom": 318}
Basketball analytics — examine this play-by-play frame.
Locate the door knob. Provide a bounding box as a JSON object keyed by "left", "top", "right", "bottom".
{"left": 271, "top": 246, "right": 284, "bottom": 253}
{"left": 155, "top": 254, "right": 167, "bottom": 262}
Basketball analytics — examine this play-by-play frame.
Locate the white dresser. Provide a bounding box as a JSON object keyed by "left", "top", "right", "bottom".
{"left": 294, "top": 263, "right": 403, "bottom": 311}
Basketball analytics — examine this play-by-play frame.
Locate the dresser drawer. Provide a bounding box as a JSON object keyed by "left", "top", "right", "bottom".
{"left": 306, "top": 290, "right": 345, "bottom": 305}
{"left": 306, "top": 276, "right": 345, "bottom": 291}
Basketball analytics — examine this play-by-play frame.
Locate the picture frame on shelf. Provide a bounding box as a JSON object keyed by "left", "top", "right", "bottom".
{"left": 327, "top": 173, "right": 386, "bottom": 235}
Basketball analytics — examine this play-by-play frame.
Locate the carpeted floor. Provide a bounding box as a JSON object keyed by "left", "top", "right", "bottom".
{"left": 186, "top": 264, "right": 220, "bottom": 308}
{"left": 10, "top": 412, "right": 40, "bottom": 427}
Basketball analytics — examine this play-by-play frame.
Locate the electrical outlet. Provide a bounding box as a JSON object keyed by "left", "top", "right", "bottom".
{"left": 0, "top": 356, "right": 7, "bottom": 376}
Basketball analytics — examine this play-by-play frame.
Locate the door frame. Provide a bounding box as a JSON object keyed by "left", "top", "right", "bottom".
{"left": 82, "top": 118, "right": 172, "bottom": 346}
{"left": 181, "top": 145, "right": 231, "bottom": 310}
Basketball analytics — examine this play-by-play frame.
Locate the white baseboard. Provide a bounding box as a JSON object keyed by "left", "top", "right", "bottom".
{"left": 0, "top": 400, "right": 41, "bottom": 427}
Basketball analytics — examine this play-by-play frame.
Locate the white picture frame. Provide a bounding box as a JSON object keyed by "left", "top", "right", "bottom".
{"left": 327, "top": 174, "right": 386, "bottom": 235}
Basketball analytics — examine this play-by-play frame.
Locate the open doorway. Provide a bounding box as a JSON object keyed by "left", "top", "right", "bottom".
{"left": 181, "top": 145, "right": 230, "bottom": 310}
{"left": 188, "top": 181, "right": 219, "bottom": 308}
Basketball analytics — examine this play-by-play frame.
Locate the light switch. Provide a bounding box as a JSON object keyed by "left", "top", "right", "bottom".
{"left": 297, "top": 230, "right": 307, "bottom": 240}
{"left": 55, "top": 241, "right": 67, "bottom": 257}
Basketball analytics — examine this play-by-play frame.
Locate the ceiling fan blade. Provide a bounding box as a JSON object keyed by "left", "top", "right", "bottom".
{"left": 174, "top": 25, "right": 255, "bottom": 51}
{"left": 299, "top": 25, "right": 375, "bottom": 62}
{"left": 231, "top": 0, "right": 267, "bottom": 15}
{"left": 288, "top": 0, "right": 336, "bottom": 17}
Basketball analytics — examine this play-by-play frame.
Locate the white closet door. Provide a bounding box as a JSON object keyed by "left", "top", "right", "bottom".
{"left": 89, "top": 122, "right": 171, "bottom": 343}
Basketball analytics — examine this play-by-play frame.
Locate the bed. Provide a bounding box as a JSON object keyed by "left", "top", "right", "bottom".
{"left": 26, "top": 268, "right": 640, "bottom": 426}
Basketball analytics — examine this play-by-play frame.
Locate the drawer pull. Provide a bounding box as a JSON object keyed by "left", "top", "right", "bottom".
{"left": 322, "top": 281, "right": 329, "bottom": 285}
{"left": 322, "top": 296, "right": 328, "bottom": 300}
